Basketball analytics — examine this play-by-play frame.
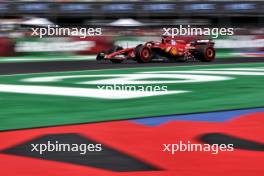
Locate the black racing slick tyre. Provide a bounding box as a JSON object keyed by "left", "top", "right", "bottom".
{"left": 135, "top": 44, "right": 152, "bottom": 63}
{"left": 196, "top": 45, "right": 215, "bottom": 62}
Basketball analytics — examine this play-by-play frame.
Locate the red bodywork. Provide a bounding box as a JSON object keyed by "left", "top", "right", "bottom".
{"left": 105, "top": 48, "right": 134, "bottom": 60}
{"left": 98, "top": 36, "right": 215, "bottom": 62}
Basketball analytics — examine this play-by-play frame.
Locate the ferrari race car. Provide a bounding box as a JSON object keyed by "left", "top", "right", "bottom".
{"left": 96, "top": 36, "right": 215, "bottom": 63}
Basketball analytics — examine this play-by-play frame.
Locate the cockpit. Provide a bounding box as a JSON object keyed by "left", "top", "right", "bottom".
{"left": 162, "top": 37, "right": 177, "bottom": 45}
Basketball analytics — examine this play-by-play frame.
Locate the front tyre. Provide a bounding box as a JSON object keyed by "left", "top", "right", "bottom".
{"left": 135, "top": 45, "right": 152, "bottom": 63}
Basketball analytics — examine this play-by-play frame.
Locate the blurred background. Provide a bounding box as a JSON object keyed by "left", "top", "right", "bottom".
{"left": 0, "top": 0, "right": 263, "bottom": 61}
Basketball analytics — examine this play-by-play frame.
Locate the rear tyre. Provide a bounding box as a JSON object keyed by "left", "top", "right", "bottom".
{"left": 135, "top": 44, "right": 152, "bottom": 63}
{"left": 195, "top": 45, "right": 215, "bottom": 62}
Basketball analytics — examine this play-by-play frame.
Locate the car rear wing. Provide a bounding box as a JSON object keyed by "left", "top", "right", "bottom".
{"left": 195, "top": 39, "right": 215, "bottom": 46}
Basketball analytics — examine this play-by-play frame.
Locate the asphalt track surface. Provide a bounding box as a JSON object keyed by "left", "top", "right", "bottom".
{"left": 0, "top": 57, "right": 263, "bottom": 75}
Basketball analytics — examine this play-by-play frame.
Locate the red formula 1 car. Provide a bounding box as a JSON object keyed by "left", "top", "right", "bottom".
{"left": 96, "top": 36, "right": 215, "bottom": 63}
